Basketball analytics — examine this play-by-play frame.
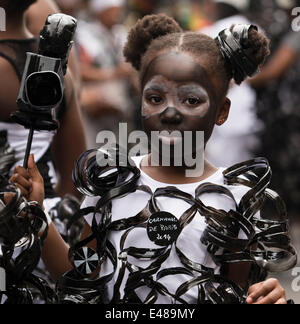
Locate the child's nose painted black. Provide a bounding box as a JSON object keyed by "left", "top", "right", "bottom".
{"left": 160, "top": 107, "right": 184, "bottom": 124}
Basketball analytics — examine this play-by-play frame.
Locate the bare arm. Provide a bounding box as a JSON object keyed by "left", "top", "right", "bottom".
{"left": 10, "top": 156, "right": 96, "bottom": 282}
{"left": 42, "top": 220, "right": 97, "bottom": 281}
{"left": 249, "top": 46, "right": 298, "bottom": 88}
{"left": 10, "top": 155, "right": 72, "bottom": 281}
{"left": 80, "top": 221, "right": 97, "bottom": 250}
{"left": 0, "top": 57, "right": 20, "bottom": 121}
{"left": 25, "top": 0, "right": 60, "bottom": 36}
{"left": 51, "top": 70, "right": 87, "bottom": 199}
{"left": 226, "top": 262, "right": 252, "bottom": 290}
{"left": 41, "top": 222, "right": 72, "bottom": 281}
{"left": 42, "top": 219, "right": 98, "bottom": 281}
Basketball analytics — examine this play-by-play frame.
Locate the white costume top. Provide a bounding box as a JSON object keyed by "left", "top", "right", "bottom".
{"left": 82, "top": 156, "right": 252, "bottom": 304}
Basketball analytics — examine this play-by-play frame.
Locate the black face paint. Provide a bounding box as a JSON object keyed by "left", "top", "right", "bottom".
{"left": 142, "top": 52, "right": 215, "bottom": 92}
{"left": 159, "top": 107, "right": 184, "bottom": 126}
{"left": 143, "top": 106, "right": 184, "bottom": 122}
{"left": 141, "top": 52, "right": 220, "bottom": 149}
{"left": 142, "top": 51, "right": 218, "bottom": 107}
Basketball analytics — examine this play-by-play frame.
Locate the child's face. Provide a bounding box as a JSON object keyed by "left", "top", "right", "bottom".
{"left": 141, "top": 51, "right": 229, "bottom": 149}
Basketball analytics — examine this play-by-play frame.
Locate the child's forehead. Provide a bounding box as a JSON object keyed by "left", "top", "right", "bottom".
{"left": 144, "top": 75, "right": 207, "bottom": 91}
{"left": 142, "top": 51, "right": 217, "bottom": 96}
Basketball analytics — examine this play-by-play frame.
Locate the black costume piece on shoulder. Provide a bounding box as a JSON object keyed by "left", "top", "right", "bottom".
{"left": 59, "top": 147, "right": 296, "bottom": 304}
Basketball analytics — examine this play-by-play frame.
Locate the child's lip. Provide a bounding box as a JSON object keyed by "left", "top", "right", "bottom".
{"left": 153, "top": 127, "right": 185, "bottom": 133}
{"left": 157, "top": 132, "right": 183, "bottom": 145}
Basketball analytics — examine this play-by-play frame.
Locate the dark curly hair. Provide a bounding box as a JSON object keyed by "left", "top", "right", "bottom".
{"left": 124, "top": 14, "right": 270, "bottom": 98}
{"left": 0, "top": 0, "right": 37, "bottom": 13}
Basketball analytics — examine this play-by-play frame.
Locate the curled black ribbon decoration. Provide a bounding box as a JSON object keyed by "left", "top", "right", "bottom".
{"left": 118, "top": 187, "right": 247, "bottom": 304}
{"left": 63, "top": 150, "right": 297, "bottom": 304}
{"left": 198, "top": 158, "right": 296, "bottom": 275}
{"left": 216, "top": 24, "right": 259, "bottom": 84}
{"left": 0, "top": 175, "right": 55, "bottom": 304}
{"left": 58, "top": 146, "right": 146, "bottom": 304}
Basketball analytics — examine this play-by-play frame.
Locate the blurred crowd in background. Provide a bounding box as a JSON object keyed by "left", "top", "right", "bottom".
{"left": 0, "top": 0, "right": 299, "bottom": 303}
{"left": 52, "top": 0, "right": 300, "bottom": 223}
{"left": 73, "top": 0, "right": 300, "bottom": 220}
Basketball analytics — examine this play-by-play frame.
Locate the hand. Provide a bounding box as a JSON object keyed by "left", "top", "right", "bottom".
{"left": 247, "top": 278, "right": 286, "bottom": 304}
{"left": 3, "top": 192, "right": 16, "bottom": 205}
{"left": 10, "top": 154, "right": 45, "bottom": 206}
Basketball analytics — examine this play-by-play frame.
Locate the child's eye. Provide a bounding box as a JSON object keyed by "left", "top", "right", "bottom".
{"left": 185, "top": 97, "right": 201, "bottom": 106}
{"left": 148, "top": 96, "right": 163, "bottom": 104}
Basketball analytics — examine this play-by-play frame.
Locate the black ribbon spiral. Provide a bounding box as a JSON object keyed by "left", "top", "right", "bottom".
{"left": 61, "top": 149, "right": 297, "bottom": 304}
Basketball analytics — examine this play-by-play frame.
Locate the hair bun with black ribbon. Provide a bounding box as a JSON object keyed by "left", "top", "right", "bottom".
{"left": 216, "top": 24, "right": 270, "bottom": 84}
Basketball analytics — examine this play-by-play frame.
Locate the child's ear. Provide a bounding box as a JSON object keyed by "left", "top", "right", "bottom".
{"left": 216, "top": 97, "right": 231, "bottom": 126}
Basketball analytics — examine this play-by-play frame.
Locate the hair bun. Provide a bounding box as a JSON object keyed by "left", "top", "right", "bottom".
{"left": 216, "top": 24, "right": 270, "bottom": 84}
{"left": 124, "top": 14, "right": 182, "bottom": 70}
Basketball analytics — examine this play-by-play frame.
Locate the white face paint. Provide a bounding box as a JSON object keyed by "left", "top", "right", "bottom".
{"left": 142, "top": 75, "right": 211, "bottom": 119}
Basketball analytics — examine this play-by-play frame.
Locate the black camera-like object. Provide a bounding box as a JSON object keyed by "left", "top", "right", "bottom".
{"left": 11, "top": 14, "right": 77, "bottom": 131}
{"left": 13, "top": 54, "right": 64, "bottom": 131}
